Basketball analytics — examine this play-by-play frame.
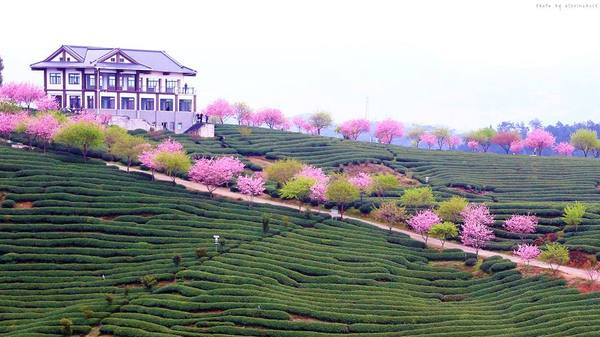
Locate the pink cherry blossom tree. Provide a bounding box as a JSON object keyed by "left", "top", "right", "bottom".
{"left": 254, "top": 108, "right": 285, "bottom": 129}
{"left": 461, "top": 203, "right": 494, "bottom": 227}
{"left": 460, "top": 222, "right": 495, "bottom": 258}
{"left": 204, "top": 99, "right": 234, "bottom": 124}
{"left": 445, "top": 135, "right": 462, "bottom": 150}
{"left": 504, "top": 214, "right": 538, "bottom": 242}
{"left": 492, "top": 131, "right": 521, "bottom": 154}
{"left": 338, "top": 119, "right": 370, "bottom": 140}
{"left": 233, "top": 102, "right": 252, "bottom": 125}
{"left": 374, "top": 119, "right": 404, "bottom": 144}
{"left": 0, "top": 112, "right": 28, "bottom": 139}
{"left": 349, "top": 172, "right": 372, "bottom": 202}
{"left": 509, "top": 140, "right": 524, "bottom": 154}
{"left": 188, "top": 156, "right": 245, "bottom": 197}
{"left": 237, "top": 173, "right": 265, "bottom": 203}
{"left": 407, "top": 210, "right": 441, "bottom": 243}
{"left": 467, "top": 140, "right": 480, "bottom": 152}
{"left": 292, "top": 116, "right": 309, "bottom": 132}
{"left": 420, "top": 133, "right": 437, "bottom": 150}
{"left": 138, "top": 139, "right": 185, "bottom": 179}
{"left": 525, "top": 129, "right": 556, "bottom": 156}
{"left": 295, "top": 165, "right": 329, "bottom": 203}
{"left": 554, "top": 142, "right": 575, "bottom": 156}
{"left": 34, "top": 96, "right": 59, "bottom": 111}
{"left": 25, "top": 114, "right": 61, "bottom": 152}
{"left": 513, "top": 244, "right": 540, "bottom": 269}
{"left": 0, "top": 82, "right": 45, "bottom": 110}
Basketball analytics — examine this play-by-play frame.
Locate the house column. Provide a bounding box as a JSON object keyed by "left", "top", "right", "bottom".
{"left": 43, "top": 69, "right": 47, "bottom": 93}
{"left": 62, "top": 68, "right": 66, "bottom": 109}
{"left": 116, "top": 71, "right": 121, "bottom": 111}
{"left": 80, "top": 69, "right": 85, "bottom": 110}
{"left": 135, "top": 72, "right": 140, "bottom": 117}
{"left": 95, "top": 69, "right": 100, "bottom": 110}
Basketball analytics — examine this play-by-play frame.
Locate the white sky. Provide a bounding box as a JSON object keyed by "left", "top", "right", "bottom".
{"left": 2, "top": 0, "right": 599, "bottom": 130}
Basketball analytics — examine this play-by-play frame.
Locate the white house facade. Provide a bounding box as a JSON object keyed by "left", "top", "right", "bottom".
{"left": 31, "top": 45, "right": 199, "bottom": 133}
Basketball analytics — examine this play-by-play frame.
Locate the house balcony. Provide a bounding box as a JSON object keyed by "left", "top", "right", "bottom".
{"left": 90, "top": 85, "right": 196, "bottom": 95}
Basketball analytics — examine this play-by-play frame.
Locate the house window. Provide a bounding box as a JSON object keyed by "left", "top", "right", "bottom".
{"left": 121, "top": 97, "right": 134, "bottom": 110}
{"left": 177, "top": 122, "right": 182, "bottom": 130}
{"left": 69, "top": 96, "right": 81, "bottom": 109}
{"left": 119, "top": 57, "right": 125, "bottom": 62}
{"left": 86, "top": 75, "right": 96, "bottom": 88}
{"left": 87, "top": 96, "right": 95, "bottom": 109}
{"left": 49, "top": 73, "right": 61, "bottom": 84}
{"left": 165, "top": 80, "right": 177, "bottom": 93}
{"left": 160, "top": 99, "right": 173, "bottom": 111}
{"left": 179, "top": 99, "right": 192, "bottom": 112}
{"left": 108, "top": 75, "right": 116, "bottom": 88}
{"left": 110, "top": 57, "right": 116, "bottom": 62}
{"left": 123, "top": 76, "right": 135, "bottom": 90}
{"left": 147, "top": 80, "right": 158, "bottom": 92}
{"left": 67, "top": 57, "right": 71, "bottom": 62}
{"left": 141, "top": 98, "right": 154, "bottom": 110}
{"left": 169, "top": 122, "right": 175, "bottom": 130}
{"left": 101, "top": 97, "right": 115, "bottom": 109}
{"left": 68, "top": 73, "right": 80, "bottom": 85}
{"left": 99, "top": 76, "right": 104, "bottom": 88}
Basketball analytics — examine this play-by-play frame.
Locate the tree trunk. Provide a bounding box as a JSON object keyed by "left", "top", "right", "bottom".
{"left": 127, "top": 158, "right": 131, "bottom": 172}
{"left": 83, "top": 144, "right": 88, "bottom": 160}
{"left": 339, "top": 205, "right": 345, "bottom": 220}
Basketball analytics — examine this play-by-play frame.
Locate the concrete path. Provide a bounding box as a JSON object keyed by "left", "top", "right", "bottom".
{"left": 107, "top": 162, "right": 592, "bottom": 280}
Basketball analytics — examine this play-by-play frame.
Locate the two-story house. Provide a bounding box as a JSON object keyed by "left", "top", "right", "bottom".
{"left": 31, "top": 45, "right": 198, "bottom": 133}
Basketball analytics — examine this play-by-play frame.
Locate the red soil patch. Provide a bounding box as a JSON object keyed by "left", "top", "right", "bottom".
{"left": 449, "top": 186, "right": 490, "bottom": 195}
{"left": 14, "top": 202, "right": 33, "bottom": 209}
{"left": 342, "top": 163, "right": 419, "bottom": 187}
{"left": 100, "top": 215, "right": 117, "bottom": 221}
{"left": 197, "top": 309, "right": 225, "bottom": 315}
{"left": 289, "top": 314, "right": 326, "bottom": 323}
{"left": 247, "top": 156, "right": 273, "bottom": 168}
{"left": 0, "top": 193, "right": 5, "bottom": 202}
{"left": 517, "top": 265, "right": 600, "bottom": 293}
{"left": 85, "top": 325, "right": 113, "bottom": 337}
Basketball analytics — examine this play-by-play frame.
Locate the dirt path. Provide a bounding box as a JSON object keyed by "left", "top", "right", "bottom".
{"left": 107, "top": 162, "right": 592, "bottom": 281}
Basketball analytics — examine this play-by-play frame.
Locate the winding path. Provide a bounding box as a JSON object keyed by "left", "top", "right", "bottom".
{"left": 108, "top": 162, "right": 591, "bottom": 280}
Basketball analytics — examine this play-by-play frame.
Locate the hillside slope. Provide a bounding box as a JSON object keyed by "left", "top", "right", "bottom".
{"left": 1, "top": 146, "right": 600, "bottom": 336}
{"left": 140, "top": 125, "right": 600, "bottom": 254}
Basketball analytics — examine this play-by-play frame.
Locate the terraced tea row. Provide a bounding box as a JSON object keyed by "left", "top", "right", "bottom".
{"left": 1, "top": 146, "right": 600, "bottom": 336}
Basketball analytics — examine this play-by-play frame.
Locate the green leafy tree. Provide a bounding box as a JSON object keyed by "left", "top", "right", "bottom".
{"left": 104, "top": 125, "right": 128, "bottom": 154}
{"left": 372, "top": 201, "right": 407, "bottom": 233}
{"left": 433, "top": 127, "right": 451, "bottom": 150}
{"left": 563, "top": 201, "right": 587, "bottom": 233}
{"left": 140, "top": 274, "right": 158, "bottom": 289}
{"left": 371, "top": 173, "right": 399, "bottom": 197}
{"left": 112, "top": 134, "right": 150, "bottom": 172}
{"left": 540, "top": 242, "right": 569, "bottom": 274}
{"left": 54, "top": 121, "right": 105, "bottom": 160}
{"left": 59, "top": 318, "right": 73, "bottom": 336}
{"left": 570, "top": 129, "right": 598, "bottom": 157}
{"left": 265, "top": 159, "right": 304, "bottom": 185}
{"left": 326, "top": 177, "right": 359, "bottom": 219}
{"left": 280, "top": 176, "right": 315, "bottom": 210}
{"left": 429, "top": 222, "right": 458, "bottom": 248}
{"left": 154, "top": 151, "right": 191, "bottom": 183}
{"left": 437, "top": 196, "right": 468, "bottom": 223}
{"left": 400, "top": 186, "right": 435, "bottom": 207}
{"left": 309, "top": 111, "right": 333, "bottom": 135}
{"left": 468, "top": 127, "right": 497, "bottom": 152}
{"left": 407, "top": 127, "right": 425, "bottom": 147}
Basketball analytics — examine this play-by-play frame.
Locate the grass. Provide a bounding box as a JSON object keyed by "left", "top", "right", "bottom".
{"left": 1, "top": 146, "right": 600, "bottom": 336}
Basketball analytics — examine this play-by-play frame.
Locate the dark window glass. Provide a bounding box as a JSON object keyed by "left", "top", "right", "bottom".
{"left": 101, "top": 97, "right": 115, "bottom": 109}
{"left": 49, "top": 73, "right": 61, "bottom": 84}
{"left": 121, "top": 97, "right": 134, "bottom": 110}
{"left": 179, "top": 99, "right": 192, "bottom": 112}
{"left": 87, "top": 96, "right": 94, "bottom": 109}
{"left": 68, "top": 73, "right": 80, "bottom": 85}
{"left": 160, "top": 99, "right": 173, "bottom": 111}
{"left": 69, "top": 96, "right": 81, "bottom": 109}
{"left": 141, "top": 98, "right": 154, "bottom": 110}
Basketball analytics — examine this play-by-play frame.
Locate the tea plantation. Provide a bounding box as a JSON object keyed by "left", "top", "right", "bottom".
{"left": 2, "top": 146, "right": 600, "bottom": 336}
{"left": 160, "top": 125, "right": 600, "bottom": 254}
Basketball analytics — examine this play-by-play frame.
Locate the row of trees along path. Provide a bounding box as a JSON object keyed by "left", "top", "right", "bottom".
{"left": 108, "top": 162, "right": 590, "bottom": 280}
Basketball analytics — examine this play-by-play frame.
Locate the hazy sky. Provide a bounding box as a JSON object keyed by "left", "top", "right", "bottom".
{"left": 2, "top": 0, "right": 599, "bottom": 130}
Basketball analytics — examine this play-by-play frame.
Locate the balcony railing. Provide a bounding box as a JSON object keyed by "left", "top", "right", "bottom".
{"left": 91, "top": 85, "right": 195, "bottom": 95}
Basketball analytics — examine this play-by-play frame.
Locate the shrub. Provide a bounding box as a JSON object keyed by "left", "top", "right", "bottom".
{"left": 400, "top": 186, "right": 435, "bottom": 207}
{"left": 464, "top": 257, "right": 477, "bottom": 266}
{"left": 436, "top": 196, "right": 468, "bottom": 223}
{"left": 140, "top": 274, "right": 158, "bottom": 290}
{"left": 105, "top": 293, "right": 114, "bottom": 304}
{"left": 371, "top": 173, "right": 399, "bottom": 197}
{"left": 262, "top": 214, "right": 270, "bottom": 234}
{"left": 173, "top": 254, "right": 182, "bottom": 267}
{"left": 540, "top": 243, "right": 570, "bottom": 273}
{"left": 264, "top": 159, "right": 303, "bottom": 185}
{"left": 1, "top": 199, "right": 15, "bottom": 208}
{"left": 59, "top": 318, "right": 73, "bottom": 336}
{"left": 196, "top": 247, "right": 208, "bottom": 259}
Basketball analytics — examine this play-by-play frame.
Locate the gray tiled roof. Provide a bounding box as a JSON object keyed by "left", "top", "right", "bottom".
{"left": 31, "top": 45, "right": 197, "bottom": 75}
